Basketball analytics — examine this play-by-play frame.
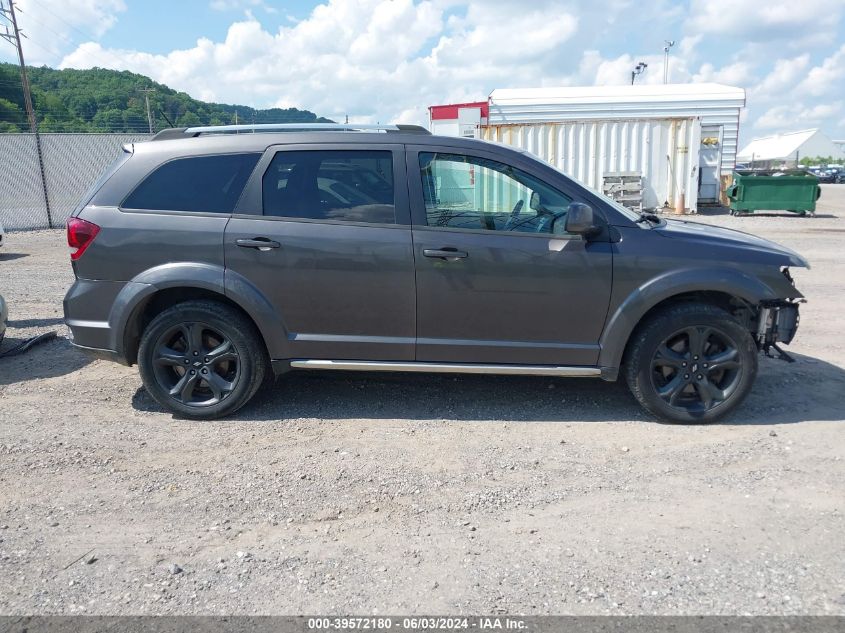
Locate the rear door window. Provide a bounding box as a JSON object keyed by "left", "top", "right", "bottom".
{"left": 123, "top": 153, "right": 260, "bottom": 213}
{"left": 262, "top": 150, "right": 395, "bottom": 224}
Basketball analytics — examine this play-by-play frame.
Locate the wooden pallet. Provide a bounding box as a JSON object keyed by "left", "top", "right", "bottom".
{"left": 602, "top": 171, "right": 643, "bottom": 212}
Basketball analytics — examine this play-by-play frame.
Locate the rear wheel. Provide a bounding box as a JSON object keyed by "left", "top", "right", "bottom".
{"left": 624, "top": 303, "right": 758, "bottom": 423}
{"left": 138, "top": 300, "right": 268, "bottom": 419}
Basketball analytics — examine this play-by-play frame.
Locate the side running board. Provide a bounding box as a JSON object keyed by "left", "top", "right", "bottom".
{"left": 288, "top": 360, "right": 601, "bottom": 377}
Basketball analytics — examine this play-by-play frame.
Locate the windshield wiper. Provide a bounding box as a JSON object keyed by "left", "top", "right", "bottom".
{"left": 636, "top": 212, "right": 662, "bottom": 225}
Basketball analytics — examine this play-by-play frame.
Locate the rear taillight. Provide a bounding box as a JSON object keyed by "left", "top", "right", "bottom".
{"left": 67, "top": 217, "right": 100, "bottom": 261}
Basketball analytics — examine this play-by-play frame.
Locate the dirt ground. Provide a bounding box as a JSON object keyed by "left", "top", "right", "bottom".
{"left": 0, "top": 186, "right": 844, "bottom": 616}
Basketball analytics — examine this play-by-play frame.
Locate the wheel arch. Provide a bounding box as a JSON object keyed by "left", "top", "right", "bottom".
{"left": 108, "top": 263, "right": 285, "bottom": 365}
{"left": 598, "top": 267, "right": 775, "bottom": 375}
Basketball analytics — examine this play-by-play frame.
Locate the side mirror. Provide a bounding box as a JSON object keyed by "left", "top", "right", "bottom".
{"left": 563, "top": 202, "right": 600, "bottom": 238}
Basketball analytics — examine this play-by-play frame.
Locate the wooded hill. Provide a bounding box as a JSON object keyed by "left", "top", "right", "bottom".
{"left": 0, "top": 63, "right": 331, "bottom": 133}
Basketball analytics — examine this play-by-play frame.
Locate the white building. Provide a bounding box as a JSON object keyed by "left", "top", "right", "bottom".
{"left": 429, "top": 83, "right": 746, "bottom": 212}
{"left": 737, "top": 129, "right": 845, "bottom": 167}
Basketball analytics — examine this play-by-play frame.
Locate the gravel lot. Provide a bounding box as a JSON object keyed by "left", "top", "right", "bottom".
{"left": 0, "top": 186, "right": 844, "bottom": 616}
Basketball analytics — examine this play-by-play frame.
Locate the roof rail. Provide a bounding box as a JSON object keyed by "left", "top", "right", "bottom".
{"left": 168, "top": 122, "right": 431, "bottom": 137}
{"left": 150, "top": 127, "right": 189, "bottom": 141}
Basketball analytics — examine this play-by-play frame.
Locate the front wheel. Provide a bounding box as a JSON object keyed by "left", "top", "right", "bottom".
{"left": 624, "top": 303, "right": 758, "bottom": 423}
{"left": 138, "top": 300, "right": 269, "bottom": 419}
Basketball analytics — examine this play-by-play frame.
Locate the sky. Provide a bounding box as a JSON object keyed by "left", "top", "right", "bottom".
{"left": 2, "top": 0, "right": 844, "bottom": 142}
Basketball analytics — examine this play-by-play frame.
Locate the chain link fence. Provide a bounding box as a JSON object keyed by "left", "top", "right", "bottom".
{"left": 0, "top": 133, "right": 152, "bottom": 230}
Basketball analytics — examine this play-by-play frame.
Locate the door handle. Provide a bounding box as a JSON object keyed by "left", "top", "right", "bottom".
{"left": 236, "top": 237, "right": 280, "bottom": 251}
{"left": 423, "top": 248, "right": 468, "bottom": 260}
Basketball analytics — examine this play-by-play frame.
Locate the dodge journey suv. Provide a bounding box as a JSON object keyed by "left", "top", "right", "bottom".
{"left": 63, "top": 123, "right": 806, "bottom": 423}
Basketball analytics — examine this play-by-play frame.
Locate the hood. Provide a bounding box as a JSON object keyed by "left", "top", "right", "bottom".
{"left": 655, "top": 219, "right": 810, "bottom": 268}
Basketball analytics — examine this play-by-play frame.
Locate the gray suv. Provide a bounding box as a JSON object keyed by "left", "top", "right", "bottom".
{"left": 63, "top": 123, "right": 806, "bottom": 423}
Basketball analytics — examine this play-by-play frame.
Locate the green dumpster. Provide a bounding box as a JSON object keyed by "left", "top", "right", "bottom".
{"left": 725, "top": 170, "right": 821, "bottom": 216}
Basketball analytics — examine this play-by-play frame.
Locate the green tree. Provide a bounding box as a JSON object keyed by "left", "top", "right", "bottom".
{"left": 177, "top": 111, "right": 202, "bottom": 127}
{"left": 0, "top": 98, "right": 24, "bottom": 130}
{"left": 92, "top": 109, "right": 125, "bottom": 131}
{"left": 0, "top": 62, "right": 332, "bottom": 133}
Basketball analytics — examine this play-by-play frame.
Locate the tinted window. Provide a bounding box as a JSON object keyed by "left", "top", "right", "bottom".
{"left": 123, "top": 153, "right": 260, "bottom": 213}
{"left": 263, "top": 150, "right": 395, "bottom": 224}
{"left": 78, "top": 150, "right": 131, "bottom": 212}
{"left": 419, "top": 152, "right": 572, "bottom": 234}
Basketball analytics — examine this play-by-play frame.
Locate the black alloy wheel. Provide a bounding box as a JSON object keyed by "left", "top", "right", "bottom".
{"left": 650, "top": 325, "right": 742, "bottom": 414}
{"left": 625, "top": 303, "right": 758, "bottom": 423}
{"left": 152, "top": 321, "right": 240, "bottom": 407}
{"left": 138, "top": 300, "right": 269, "bottom": 419}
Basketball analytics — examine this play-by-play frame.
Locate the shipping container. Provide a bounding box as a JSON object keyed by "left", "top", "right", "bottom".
{"left": 481, "top": 118, "right": 701, "bottom": 211}
{"left": 430, "top": 84, "right": 746, "bottom": 211}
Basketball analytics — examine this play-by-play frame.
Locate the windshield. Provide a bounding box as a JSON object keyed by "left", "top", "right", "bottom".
{"left": 516, "top": 149, "right": 643, "bottom": 222}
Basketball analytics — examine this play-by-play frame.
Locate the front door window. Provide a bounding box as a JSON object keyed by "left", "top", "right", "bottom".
{"left": 419, "top": 152, "right": 572, "bottom": 234}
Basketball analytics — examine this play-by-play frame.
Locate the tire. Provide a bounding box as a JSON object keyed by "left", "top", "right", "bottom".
{"left": 624, "top": 303, "right": 758, "bottom": 423}
{"left": 138, "top": 300, "right": 269, "bottom": 419}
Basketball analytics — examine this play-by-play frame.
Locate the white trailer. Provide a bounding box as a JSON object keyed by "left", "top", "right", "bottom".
{"left": 481, "top": 118, "right": 701, "bottom": 212}
{"left": 430, "top": 84, "right": 746, "bottom": 213}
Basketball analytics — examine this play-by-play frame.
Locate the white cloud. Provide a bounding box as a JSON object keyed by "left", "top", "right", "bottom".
{"left": 750, "top": 55, "right": 811, "bottom": 99}
{"left": 686, "top": 0, "right": 843, "bottom": 46}
{"left": 49, "top": 0, "right": 845, "bottom": 141}
{"left": 756, "top": 102, "right": 843, "bottom": 130}
{"left": 796, "top": 44, "right": 845, "bottom": 97}
{"left": 590, "top": 54, "right": 668, "bottom": 86}
{"left": 10, "top": 0, "right": 125, "bottom": 65}
{"left": 579, "top": 50, "right": 702, "bottom": 87}
{"left": 431, "top": 2, "right": 578, "bottom": 67}
{"left": 60, "top": 0, "right": 582, "bottom": 122}
{"left": 693, "top": 61, "right": 755, "bottom": 86}
{"left": 210, "top": 0, "right": 277, "bottom": 11}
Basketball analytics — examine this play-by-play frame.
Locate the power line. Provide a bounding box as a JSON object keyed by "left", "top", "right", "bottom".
{"left": 27, "top": 0, "right": 108, "bottom": 51}
{"left": 10, "top": 5, "right": 135, "bottom": 71}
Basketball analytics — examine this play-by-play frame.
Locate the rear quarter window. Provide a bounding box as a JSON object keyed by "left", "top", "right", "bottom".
{"left": 74, "top": 148, "right": 132, "bottom": 214}
{"left": 123, "top": 153, "right": 260, "bottom": 213}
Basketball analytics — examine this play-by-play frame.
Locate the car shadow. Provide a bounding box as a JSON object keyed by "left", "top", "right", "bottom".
{"left": 0, "top": 334, "right": 92, "bottom": 385}
{"left": 8, "top": 317, "right": 65, "bottom": 328}
{"left": 0, "top": 252, "right": 29, "bottom": 262}
{"left": 131, "top": 351, "right": 845, "bottom": 425}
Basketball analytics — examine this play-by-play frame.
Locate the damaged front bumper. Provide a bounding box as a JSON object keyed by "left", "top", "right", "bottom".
{"left": 757, "top": 299, "right": 801, "bottom": 362}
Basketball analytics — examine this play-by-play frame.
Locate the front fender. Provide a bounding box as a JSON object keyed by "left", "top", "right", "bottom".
{"left": 597, "top": 266, "right": 781, "bottom": 371}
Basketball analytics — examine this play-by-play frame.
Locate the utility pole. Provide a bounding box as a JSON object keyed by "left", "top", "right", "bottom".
{"left": 663, "top": 40, "right": 675, "bottom": 84}
{"left": 1, "top": 0, "right": 36, "bottom": 132}
{"left": 139, "top": 87, "right": 156, "bottom": 134}
{"left": 0, "top": 0, "right": 53, "bottom": 227}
